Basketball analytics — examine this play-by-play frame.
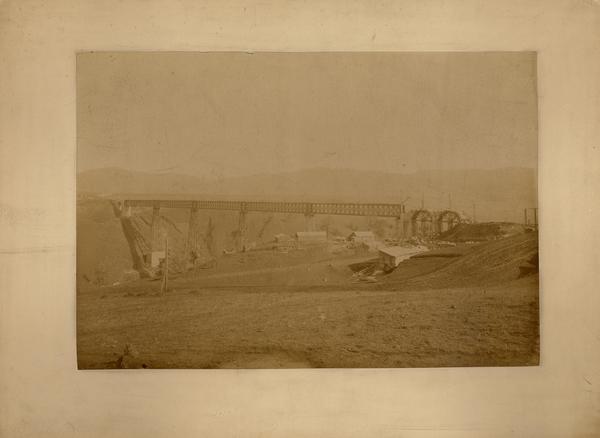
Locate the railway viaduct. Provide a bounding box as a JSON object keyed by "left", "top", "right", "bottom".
{"left": 116, "top": 199, "right": 461, "bottom": 263}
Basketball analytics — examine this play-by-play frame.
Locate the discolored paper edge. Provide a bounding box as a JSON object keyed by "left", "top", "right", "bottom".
{"left": 0, "top": 0, "right": 599, "bottom": 436}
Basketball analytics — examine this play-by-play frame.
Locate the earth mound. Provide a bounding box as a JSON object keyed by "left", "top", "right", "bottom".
{"left": 438, "top": 222, "right": 529, "bottom": 242}
{"left": 383, "top": 232, "right": 538, "bottom": 289}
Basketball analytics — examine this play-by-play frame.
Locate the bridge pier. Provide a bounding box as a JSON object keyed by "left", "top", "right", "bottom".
{"left": 237, "top": 204, "right": 248, "bottom": 252}
{"left": 303, "top": 203, "right": 316, "bottom": 231}
{"left": 186, "top": 205, "right": 201, "bottom": 263}
{"left": 150, "top": 205, "right": 165, "bottom": 267}
{"left": 304, "top": 214, "right": 316, "bottom": 232}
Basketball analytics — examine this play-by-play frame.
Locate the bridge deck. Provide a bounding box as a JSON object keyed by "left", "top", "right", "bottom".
{"left": 123, "top": 199, "right": 406, "bottom": 218}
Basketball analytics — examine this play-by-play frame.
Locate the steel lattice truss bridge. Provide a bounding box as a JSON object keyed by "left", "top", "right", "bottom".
{"left": 116, "top": 198, "right": 461, "bottom": 257}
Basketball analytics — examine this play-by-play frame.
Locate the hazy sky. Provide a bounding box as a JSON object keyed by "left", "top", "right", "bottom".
{"left": 77, "top": 52, "right": 537, "bottom": 178}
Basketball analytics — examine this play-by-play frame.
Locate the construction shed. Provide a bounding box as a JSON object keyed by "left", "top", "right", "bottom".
{"left": 274, "top": 233, "right": 293, "bottom": 243}
{"left": 378, "top": 245, "right": 428, "bottom": 270}
{"left": 274, "top": 233, "right": 295, "bottom": 250}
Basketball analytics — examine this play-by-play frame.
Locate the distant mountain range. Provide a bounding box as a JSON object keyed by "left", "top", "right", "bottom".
{"left": 77, "top": 167, "right": 537, "bottom": 223}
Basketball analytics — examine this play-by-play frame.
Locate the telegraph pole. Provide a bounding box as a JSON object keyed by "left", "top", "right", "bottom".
{"left": 161, "top": 236, "right": 169, "bottom": 293}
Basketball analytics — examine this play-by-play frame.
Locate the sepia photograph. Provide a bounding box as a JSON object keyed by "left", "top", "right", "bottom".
{"left": 76, "top": 51, "right": 539, "bottom": 369}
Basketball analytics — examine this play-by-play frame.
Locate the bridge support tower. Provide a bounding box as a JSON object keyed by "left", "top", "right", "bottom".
{"left": 304, "top": 203, "right": 316, "bottom": 231}
{"left": 186, "top": 204, "right": 201, "bottom": 263}
{"left": 305, "top": 214, "right": 316, "bottom": 232}
{"left": 150, "top": 205, "right": 165, "bottom": 267}
{"left": 237, "top": 203, "right": 248, "bottom": 252}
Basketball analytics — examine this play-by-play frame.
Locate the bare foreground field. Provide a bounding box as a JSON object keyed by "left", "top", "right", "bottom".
{"left": 77, "top": 233, "right": 539, "bottom": 369}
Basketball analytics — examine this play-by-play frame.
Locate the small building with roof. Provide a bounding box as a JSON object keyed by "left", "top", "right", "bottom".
{"left": 274, "top": 233, "right": 295, "bottom": 251}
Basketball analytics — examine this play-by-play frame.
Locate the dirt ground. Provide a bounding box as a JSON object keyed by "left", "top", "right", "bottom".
{"left": 77, "top": 235, "right": 539, "bottom": 369}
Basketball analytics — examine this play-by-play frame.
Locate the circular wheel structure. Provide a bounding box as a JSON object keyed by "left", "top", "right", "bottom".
{"left": 436, "top": 210, "right": 461, "bottom": 234}
{"left": 411, "top": 209, "right": 434, "bottom": 237}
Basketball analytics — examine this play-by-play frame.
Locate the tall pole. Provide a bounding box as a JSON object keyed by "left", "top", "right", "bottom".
{"left": 151, "top": 206, "right": 161, "bottom": 252}
{"left": 237, "top": 206, "right": 247, "bottom": 252}
{"left": 472, "top": 203, "right": 476, "bottom": 223}
{"left": 161, "top": 236, "right": 169, "bottom": 293}
{"left": 395, "top": 216, "right": 403, "bottom": 240}
{"left": 187, "top": 205, "right": 200, "bottom": 263}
